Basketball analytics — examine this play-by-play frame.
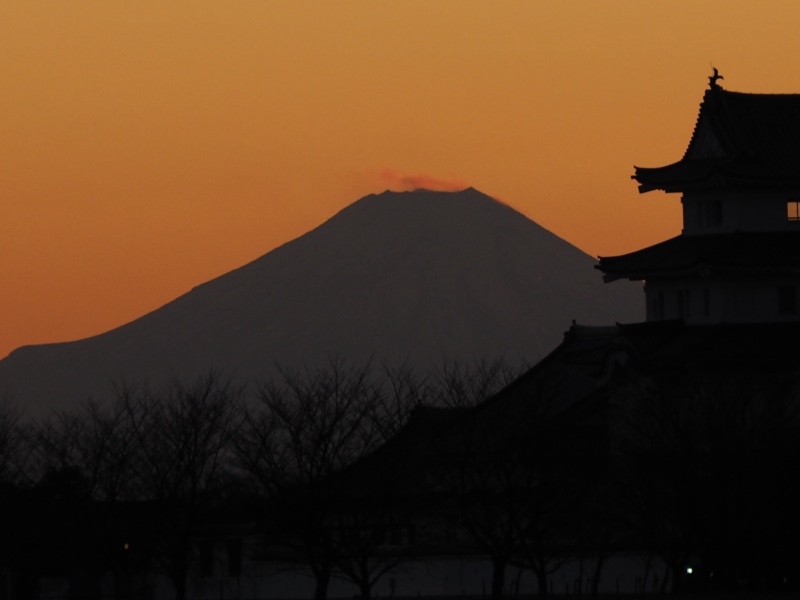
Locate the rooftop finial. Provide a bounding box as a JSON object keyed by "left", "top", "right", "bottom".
{"left": 709, "top": 67, "right": 724, "bottom": 89}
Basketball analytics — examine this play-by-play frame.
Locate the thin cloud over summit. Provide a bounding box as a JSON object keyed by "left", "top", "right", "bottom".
{"left": 376, "top": 169, "right": 469, "bottom": 192}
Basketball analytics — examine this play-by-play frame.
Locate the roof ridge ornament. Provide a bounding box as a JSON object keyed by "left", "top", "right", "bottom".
{"left": 709, "top": 67, "right": 724, "bottom": 89}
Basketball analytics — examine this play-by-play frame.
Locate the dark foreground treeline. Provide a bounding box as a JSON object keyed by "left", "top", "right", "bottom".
{"left": 612, "top": 367, "right": 800, "bottom": 596}
{"left": 1, "top": 359, "right": 800, "bottom": 600}
{"left": 0, "top": 360, "right": 524, "bottom": 600}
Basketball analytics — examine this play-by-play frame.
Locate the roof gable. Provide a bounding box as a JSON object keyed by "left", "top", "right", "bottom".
{"left": 634, "top": 85, "right": 800, "bottom": 193}
{"left": 684, "top": 113, "right": 726, "bottom": 160}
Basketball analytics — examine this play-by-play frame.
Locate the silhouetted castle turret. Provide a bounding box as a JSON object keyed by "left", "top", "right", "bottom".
{"left": 598, "top": 75, "right": 800, "bottom": 324}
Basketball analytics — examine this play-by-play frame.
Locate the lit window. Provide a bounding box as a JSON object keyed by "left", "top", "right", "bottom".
{"left": 787, "top": 201, "right": 800, "bottom": 221}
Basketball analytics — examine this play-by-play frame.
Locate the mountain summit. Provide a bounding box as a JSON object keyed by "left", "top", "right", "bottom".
{"left": 1, "top": 188, "right": 643, "bottom": 417}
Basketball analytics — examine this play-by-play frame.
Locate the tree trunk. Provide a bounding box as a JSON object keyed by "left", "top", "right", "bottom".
{"left": 314, "top": 566, "right": 331, "bottom": 600}
{"left": 169, "top": 540, "right": 190, "bottom": 600}
{"left": 358, "top": 580, "right": 372, "bottom": 600}
{"left": 591, "top": 554, "right": 606, "bottom": 595}
{"left": 658, "top": 563, "right": 671, "bottom": 595}
{"left": 534, "top": 568, "right": 549, "bottom": 599}
{"left": 173, "top": 572, "right": 187, "bottom": 600}
{"left": 490, "top": 557, "right": 506, "bottom": 599}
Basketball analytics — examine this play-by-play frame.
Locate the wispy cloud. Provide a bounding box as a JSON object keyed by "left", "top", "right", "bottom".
{"left": 375, "top": 169, "right": 469, "bottom": 192}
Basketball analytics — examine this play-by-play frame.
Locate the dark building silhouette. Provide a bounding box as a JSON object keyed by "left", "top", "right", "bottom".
{"left": 329, "top": 74, "right": 800, "bottom": 596}
{"left": 599, "top": 76, "right": 800, "bottom": 323}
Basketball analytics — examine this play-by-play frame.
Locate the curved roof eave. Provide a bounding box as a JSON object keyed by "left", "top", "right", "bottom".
{"left": 633, "top": 86, "right": 800, "bottom": 194}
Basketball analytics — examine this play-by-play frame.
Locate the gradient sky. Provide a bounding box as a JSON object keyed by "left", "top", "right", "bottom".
{"left": 3, "top": 1, "right": 800, "bottom": 359}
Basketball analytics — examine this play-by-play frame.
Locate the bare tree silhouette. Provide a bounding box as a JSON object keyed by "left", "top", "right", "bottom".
{"left": 436, "top": 366, "right": 591, "bottom": 599}
{"left": 233, "top": 360, "right": 386, "bottom": 600}
{"left": 30, "top": 374, "right": 243, "bottom": 600}
{"left": 613, "top": 367, "right": 800, "bottom": 593}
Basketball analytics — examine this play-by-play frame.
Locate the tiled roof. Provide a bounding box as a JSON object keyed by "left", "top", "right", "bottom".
{"left": 634, "top": 86, "right": 800, "bottom": 193}
{"left": 597, "top": 231, "right": 800, "bottom": 281}
{"left": 618, "top": 320, "right": 800, "bottom": 370}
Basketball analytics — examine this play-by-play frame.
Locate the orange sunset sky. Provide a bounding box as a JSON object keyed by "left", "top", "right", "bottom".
{"left": 3, "top": 1, "right": 800, "bottom": 359}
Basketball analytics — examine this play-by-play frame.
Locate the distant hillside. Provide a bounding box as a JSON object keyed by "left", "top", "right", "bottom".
{"left": 0, "top": 188, "right": 643, "bottom": 417}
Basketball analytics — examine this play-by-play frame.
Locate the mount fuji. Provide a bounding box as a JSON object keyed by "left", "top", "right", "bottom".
{"left": 1, "top": 188, "right": 643, "bottom": 417}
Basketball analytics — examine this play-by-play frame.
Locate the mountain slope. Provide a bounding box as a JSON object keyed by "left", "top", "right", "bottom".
{"left": 0, "top": 188, "right": 643, "bottom": 417}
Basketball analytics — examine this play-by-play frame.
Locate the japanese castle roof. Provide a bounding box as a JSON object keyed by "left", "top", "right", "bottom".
{"left": 634, "top": 84, "right": 800, "bottom": 193}
{"left": 597, "top": 231, "right": 800, "bottom": 282}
